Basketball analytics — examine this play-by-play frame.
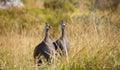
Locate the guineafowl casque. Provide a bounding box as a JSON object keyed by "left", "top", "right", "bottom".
{"left": 33, "top": 23, "right": 55, "bottom": 66}
{"left": 53, "top": 20, "right": 70, "bottom": 57}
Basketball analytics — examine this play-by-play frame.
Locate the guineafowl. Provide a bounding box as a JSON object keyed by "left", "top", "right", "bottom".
{"left": 53, "top": 20, "right": 70, "bottom": 57}
{"left": 33, "top": 23, "right": 55, "bottom": 65}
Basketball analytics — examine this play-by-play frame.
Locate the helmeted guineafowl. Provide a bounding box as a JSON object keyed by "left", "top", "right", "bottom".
{"left": 53, "top": 20, "right": 70, "bottom": 56}
{"left": 33, "top": 23, "right": 55, "bottom": 65}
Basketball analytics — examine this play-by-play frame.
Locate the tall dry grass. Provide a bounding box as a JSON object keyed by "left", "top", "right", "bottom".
{"left": 0, "top": 2, "right": 120, "bottom": 69}
{"left": 0, "top": 19, "right": 120, "bottom": 70}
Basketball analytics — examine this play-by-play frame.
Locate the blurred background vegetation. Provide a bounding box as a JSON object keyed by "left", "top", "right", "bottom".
{"left": 0, "top": 0, "right": 120, "bottom": 35}
{"left": 0, "top": 0, "right": 120, "bottom": 70}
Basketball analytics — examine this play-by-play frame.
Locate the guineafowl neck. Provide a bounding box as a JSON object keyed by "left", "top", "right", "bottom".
{"left": 62, "top": 29, "right": 66, "bottom": 37}
{"left": 44, "top": 32, "right": 49, "bottom": 41}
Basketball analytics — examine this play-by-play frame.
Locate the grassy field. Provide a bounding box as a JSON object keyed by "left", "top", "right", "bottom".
{"left": 0, "top": 1, "right": 120, "bottom": 70}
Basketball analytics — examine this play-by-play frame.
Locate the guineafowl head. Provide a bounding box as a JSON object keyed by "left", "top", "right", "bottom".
{"left": 45, "top": 23, "right": 51, "bottom": 33}
{"left": 61, "top": 20, "right": 66, "bottom": 30}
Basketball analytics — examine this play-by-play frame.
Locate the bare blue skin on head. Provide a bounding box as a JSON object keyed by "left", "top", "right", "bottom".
{"left": 45, "top": 25, "right": 50, "bottom": 33}
{"left": 61, "top": 22, "right": 66, "bottom": 30}
{"left": 44, "top": 24, "right": 50, "bottom": 41}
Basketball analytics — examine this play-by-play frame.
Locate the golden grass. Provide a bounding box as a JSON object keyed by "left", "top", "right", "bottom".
{"left": 0, "top": 2, "right": 120, "bottom": 69}
{"left": 0, "top": 21, "right": 120, "bottom": 70}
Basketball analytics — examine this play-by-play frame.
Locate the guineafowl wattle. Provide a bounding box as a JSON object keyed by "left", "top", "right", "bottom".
{"left": 53, "top": 20, "right": 70, "bottom": 56}
{"left": 33, "top": 23, "right": 55, "bottom": 65}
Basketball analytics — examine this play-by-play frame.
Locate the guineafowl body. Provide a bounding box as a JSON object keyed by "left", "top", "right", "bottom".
{"left": 33, "top": 23, "right": 55, "bottom": 65}
{"left": 53, "top": 20, "right": 70, "bottom": 56}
